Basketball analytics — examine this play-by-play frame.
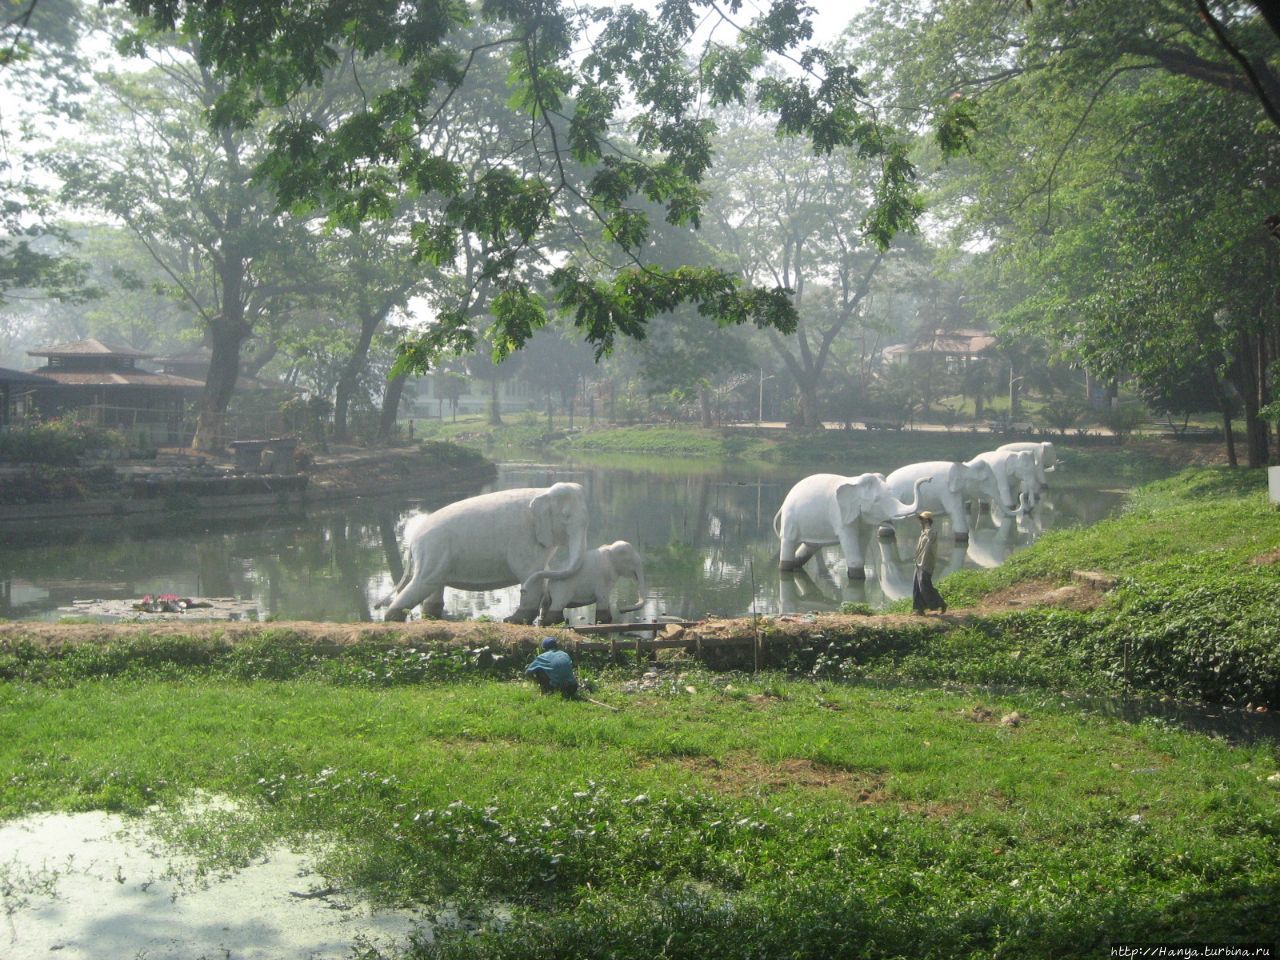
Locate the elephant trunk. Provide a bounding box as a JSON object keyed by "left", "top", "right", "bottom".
{"left": 522, "top": 527, "right": 588, "bottom": 593}
{"left": 617, "top": 564, "right": 647, "bottom": 614}
{"left": 891, "top": 476, "right": 931, "bottom": 520}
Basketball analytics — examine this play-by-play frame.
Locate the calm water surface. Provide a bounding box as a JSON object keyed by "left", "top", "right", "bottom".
{"left": 0, "top": 456, "right": 1137, "bottom": 623}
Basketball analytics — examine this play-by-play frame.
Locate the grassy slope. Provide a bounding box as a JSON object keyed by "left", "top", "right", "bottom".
{"left": 840, "top": 467, "right": 1280, "bottom": 707}
{"left": 2, "top": 671, "right": 1278, "bottom": 958}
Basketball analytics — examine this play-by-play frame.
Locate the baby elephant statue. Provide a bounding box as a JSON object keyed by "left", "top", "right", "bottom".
{"left": 540, "top": 540, "right": 647, "bottom": 625}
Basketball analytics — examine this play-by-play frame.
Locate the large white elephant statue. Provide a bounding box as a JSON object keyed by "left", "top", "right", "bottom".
{"left": 997, "top": 441, "right": 1057, "bottom": 486}
{"left": 774, "top": 473, "right": 930, "bottom": 579}
{"left": 380, "top": 482, "right": 590, "bottom": 622}
{"left": 884, "top": 458, "right": 1002, "bottom": 541}
{"left": 969, "top": 448, "right": 1042, "bottom": 514}
{"left": 539, "top": 539, "right": 646, "bottom": 625}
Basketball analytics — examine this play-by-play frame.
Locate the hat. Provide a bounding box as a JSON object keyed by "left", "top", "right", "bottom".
{"left": 540, "top": 637, "right": 558, "bottom": 651}
{"left": 917, "top": 511, "right": 934, "bottom": 520}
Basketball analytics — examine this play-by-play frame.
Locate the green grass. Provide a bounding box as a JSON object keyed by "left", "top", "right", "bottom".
{"left": 2, "top": 669, "right": 1278, "bottom": 958}
{"left": 907, "top": 467, "right": 1280, "bottom": 706}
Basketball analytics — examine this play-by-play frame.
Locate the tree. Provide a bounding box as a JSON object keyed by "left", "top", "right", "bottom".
{"left": 705, "top": 110, "right": 895, "bottom": 429}
{"left": 54, "top": 19, "right": 324, "bottom": 450}
{"left": 113, "top": 0, "right": 945, "bottom": 373}
{"left": 858, "top": 0, "right": 1280, "bottom": 465}
{"left": 0, "top": 0, "right": 93, "bottom": 305}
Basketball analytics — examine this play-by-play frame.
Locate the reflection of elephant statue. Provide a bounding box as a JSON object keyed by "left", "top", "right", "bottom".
{"left": 539, "top": 540, "right": 646, "bottom": 625}
{"left": 884, "top": 459, "right": 1002, "bottom": 541}
{"left": 966, "top": 491, "right": 1034, "bottom": 568}
{"left": 380, "top": 482, "right": 590, "bottom": 622}
{"left": 969, "top": 448, "right": 1041, "bottom": 513}
{"left": 779, "top": 567, "right": 840, "bottom": 614}
{"left": 997, "top": 441, "right": 1057, "bottom": 486}
{"left": 872, "top": 536, "right": 968, "bottom": 603}
{"left": 774, "top": 473, "right": 930, "bottom": 579}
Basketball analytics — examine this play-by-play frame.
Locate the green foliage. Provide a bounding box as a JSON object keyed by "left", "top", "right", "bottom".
{"left": 117, "top": 0, "right": 925, "bottom": 369}
{"left": 0, "top": 464, "right": 119, "bottom": 504}
{"left": 0, "top": 419, "right": 126, "bottom": 466}
{"left": 415, "top": 440, "right": 489, "bottom": 469}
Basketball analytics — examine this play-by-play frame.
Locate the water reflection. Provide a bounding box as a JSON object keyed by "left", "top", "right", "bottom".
{"left": 0, "top": 460, "right": 1132, "bottom": 623}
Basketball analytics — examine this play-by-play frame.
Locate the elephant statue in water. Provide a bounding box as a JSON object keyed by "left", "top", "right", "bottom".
{"left": 997, "top": 441, "right": 1057, "bottom": 487}
{"left": 969, "top": 448, "right": 1042, "bottom": 515}
{"left": 774, "top": 472, "right": 931, "bottom": 579}
{"left": 539, "top": 539, "right": 647, "bottom": 625}
{"left": 884, "top": 458, "right": 1003, "bottom": 541}
{"left": 379, "top": 482, "right": 590, "bottom": 622}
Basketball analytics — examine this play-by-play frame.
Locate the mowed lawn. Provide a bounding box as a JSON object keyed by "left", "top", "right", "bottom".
{"left": 3, "top": 672, "right": 1278, "bottom": 958}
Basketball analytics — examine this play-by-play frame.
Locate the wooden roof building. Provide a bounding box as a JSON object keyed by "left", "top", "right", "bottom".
{"left": 24, "top": 338, "right": 204, "bottom": 441}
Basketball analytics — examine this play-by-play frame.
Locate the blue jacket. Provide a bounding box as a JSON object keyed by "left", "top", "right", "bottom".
{"left": 524, "top": 649, "right": 577, "bottom": 690}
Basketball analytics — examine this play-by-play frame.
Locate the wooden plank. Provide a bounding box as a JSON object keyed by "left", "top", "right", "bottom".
{"left": 571, "top": 621, "right": 699, "bottom": 635}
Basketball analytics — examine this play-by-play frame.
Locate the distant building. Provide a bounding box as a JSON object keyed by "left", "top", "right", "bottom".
{"left": 24, "top": 338, "right": 204, "bottom": 442}
{"left": 0, "top": 367, "right": 56, "bottom": 426}
{"left": 882, "top": 329, "right": 999, "bottom": 371}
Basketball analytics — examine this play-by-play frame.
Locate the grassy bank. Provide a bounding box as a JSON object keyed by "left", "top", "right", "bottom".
{"left": 2, "top": 663, "right": 1278, "bottom": 958}
{"left": 415, "top": 416, "right": 1190, "bottom": 482}
{"left": 899, "top": 467, "right": 1280, "bottom": 706}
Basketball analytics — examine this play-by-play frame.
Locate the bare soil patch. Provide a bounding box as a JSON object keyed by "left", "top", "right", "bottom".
{"left": 970, "top": 578, "right": 1111, "bottom": 614}
{"left": 1249, "top": 548, "right": 1280, "bottom": 566}
{"left": 674, "top": 753, "right": 887, "bottom": 802}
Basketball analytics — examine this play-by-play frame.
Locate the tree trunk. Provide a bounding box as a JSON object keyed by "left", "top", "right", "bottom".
{"left": 334, "top": 313, "right": 381, "bottom": 443}
{"left": 1234, "top": 331, "right": 1270, "bottom": 467}
{"left": 699, "top": 386, "right": 713, "bottom": 428}
{"left": 488, "top": 377, "right": 502, "bottom": 425}
{"left": 1208, "top": 361, "right": 1238, "bottom": 468}
{"left": 377, "top": 371, "right": 408, "bottom": 442}
{"left": 794, "top": 381, "right": 824, "bottom": 431}
{"left": 192, "top": 320, "right": 247, "bottom": 452}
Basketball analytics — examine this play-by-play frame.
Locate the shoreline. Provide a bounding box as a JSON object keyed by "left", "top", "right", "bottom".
{"left": 0, "top": 443, "right": 496, "bottom": 525}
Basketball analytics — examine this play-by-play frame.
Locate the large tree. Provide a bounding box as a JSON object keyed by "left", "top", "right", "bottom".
{"left": 704, "top": 110, "right": 895, "bottom": 429}
{"left": 859, "top": 0, "right": 1280, "bottom": 464}
{"left": 110, "top": 0, "right": 952, "bottom": 374}
{"left": 54, "top": 19, "right": 325, "bottom": 450}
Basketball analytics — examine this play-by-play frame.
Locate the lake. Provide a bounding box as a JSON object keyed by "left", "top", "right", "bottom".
{"left": 0, "top": 455, "right": 1134, "bottom": 623}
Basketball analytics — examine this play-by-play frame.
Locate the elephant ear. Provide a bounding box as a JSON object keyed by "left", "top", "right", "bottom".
{"left": 835, "top": 477, "right": 872, "bottom": 526}
{"left": 947, "top": 462, "right": 964, "bottom": 495}
{"left": 530, "top": 493, "right": 554, "bottom": 547}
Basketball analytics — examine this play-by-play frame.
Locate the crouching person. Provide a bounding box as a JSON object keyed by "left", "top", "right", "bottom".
{"left": 525, "top": 637, "right": 579, "bottom": 698}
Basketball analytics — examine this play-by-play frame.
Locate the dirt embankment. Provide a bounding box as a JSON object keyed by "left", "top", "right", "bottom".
{"left": 0, "top": 571, "right": 1114, "bottom": 653}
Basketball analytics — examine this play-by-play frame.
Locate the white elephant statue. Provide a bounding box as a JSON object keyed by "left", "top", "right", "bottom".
{"left": 539, "top": 539, "right": 646, "bottom": 625}
{"left": 884, "top": 458, "right": 1002, "bottom": 541}
{"left": 969, "top": 448, "right": 1042, "bottom": 515}
{"left": 774, "top": 472, "right": 930, "bottom": 579}
{"left": 379, "top": 482, "right": 590, "bottom": 622}
{"left": 997, "top": 441, "right": 1057, "bottom": 486}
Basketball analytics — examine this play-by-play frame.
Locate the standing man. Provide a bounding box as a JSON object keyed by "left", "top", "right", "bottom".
{"left": 524, "top": 637, "right": 580, "bottom": 697}
{"left": 913, "top": 511, "right": 947, "bottom": 615}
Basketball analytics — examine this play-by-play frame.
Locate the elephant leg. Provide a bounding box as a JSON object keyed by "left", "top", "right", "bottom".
{"left": 949, "top": 496, "right": 970, "bottom": 541}
{"left": 779, "top": 532, "right": 802, "bottom": 571}
{"left": 793, "top": 542, "right": 820, "bottom": 567}
{"left": 838, "top": 525, "right": 867, "bottom": 580}
{"left": 385, "top": 547, "right": 446, "bottom": 621}
{"left": 509, "top": 581, "right": 545, "bottom": 624}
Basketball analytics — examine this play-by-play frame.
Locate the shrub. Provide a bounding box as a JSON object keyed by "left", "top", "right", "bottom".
{"left": 0, "top": 419, "right": 126, "bottom": 466}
